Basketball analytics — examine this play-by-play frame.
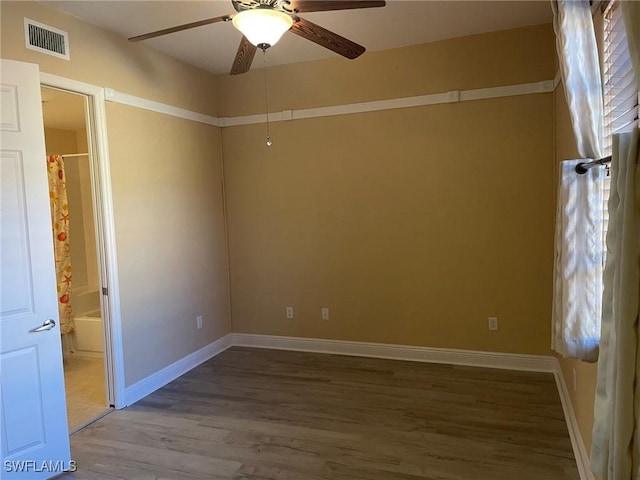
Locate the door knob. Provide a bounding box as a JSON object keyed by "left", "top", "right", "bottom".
{"left": 29, "top": 319, "right": 56, "bottom": 333}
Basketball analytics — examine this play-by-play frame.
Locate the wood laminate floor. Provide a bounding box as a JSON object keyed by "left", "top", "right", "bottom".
{"left": 62, "top": 347, "right": 579, "bottom": 480}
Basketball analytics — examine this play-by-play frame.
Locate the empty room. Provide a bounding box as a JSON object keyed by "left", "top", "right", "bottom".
{"left": 1, "top": 1, "right": 638, "bottom": 479}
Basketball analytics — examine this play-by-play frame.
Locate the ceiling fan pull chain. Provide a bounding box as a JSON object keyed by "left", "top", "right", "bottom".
{"left": 262, "top": 50, "right": 272, "bottom": 147}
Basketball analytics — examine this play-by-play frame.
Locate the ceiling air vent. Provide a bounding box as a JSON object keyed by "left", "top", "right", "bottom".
{"left": 24, "top": 18, "right": 70, "bottom": 60}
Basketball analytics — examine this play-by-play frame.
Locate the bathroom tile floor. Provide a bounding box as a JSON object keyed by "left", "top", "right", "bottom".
{"left": 63, "top": 355, "right": 108, "bottom": 431}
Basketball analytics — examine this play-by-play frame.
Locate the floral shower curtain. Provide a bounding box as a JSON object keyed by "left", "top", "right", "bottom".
{"left": 47, "top": 155, "right": 74, "bottom": 339}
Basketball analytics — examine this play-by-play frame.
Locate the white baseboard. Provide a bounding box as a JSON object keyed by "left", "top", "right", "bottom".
{"left": 123, "top": 334, "right": 232, "bottom": 406}
{"left": 553, "top": 359, "right": 594, "bottom": 480}
{"left": 229, "top": 333, "right": 556, "bottom": 372}
{"left": 121, "top": 333, "right": 555, "bottom": 408}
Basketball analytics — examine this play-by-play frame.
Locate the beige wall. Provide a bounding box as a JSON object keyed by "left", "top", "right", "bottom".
{"left": 2, "top": 1, "right": 230, "bottom": 386}
{"left": 44, "top": 126, "right": 77, "bottom": 154}
{"left": 217, "top": 24, "right": 554, "bottom": 117}
{"left": 221, "top": 25, "right": 557, "bottom": 355}
{"left": 554, "top": 82, "right": 598, "bottom": 452}
{"left": 107, "top": 104, "right": 230, "bottom": 385}
{"left": 74, "top": 128, "right": 100, "bottom": 295}
{"left": 1, "top": 2, "right": 218, "bottom": 116}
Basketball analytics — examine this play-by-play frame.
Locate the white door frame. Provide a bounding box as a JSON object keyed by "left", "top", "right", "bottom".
{"left": 40, "top": 72, "right": 125, "bottom": 409}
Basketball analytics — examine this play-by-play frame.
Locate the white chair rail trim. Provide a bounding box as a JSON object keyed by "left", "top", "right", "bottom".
{"left": 99, "top": 78, "right": 555, "bottom": 128}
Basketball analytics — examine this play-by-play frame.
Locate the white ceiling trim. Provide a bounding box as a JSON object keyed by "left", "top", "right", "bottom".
{"left": 99, "top": 79, "right": 556, "bottom": 129}
{"left": 103, "top": 88, "right": 221, "bottom": 126}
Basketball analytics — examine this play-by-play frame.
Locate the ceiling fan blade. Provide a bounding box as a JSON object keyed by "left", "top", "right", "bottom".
{"left": 290, "top": 17, "right": 365, "bottom": 59}
{"left": 230, "top": 36, "right": 258, "bottom": 75}
{"left": 291, "top": 1, "right": 385, "bottom": 13}
{"left": 128, "top": 15, "right": 230, "bottom": 42}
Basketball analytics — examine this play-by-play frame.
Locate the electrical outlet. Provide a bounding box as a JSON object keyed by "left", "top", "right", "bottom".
{"left": 572, "top": 368, "right": 577, "bottom": 392}
{"left": 321, "top": 308, "right": 329, "bottom": 320}
{"left": 286, "top": 307, "right": 294, "bottom": 319}
{"left": 196, "top": 315, "right": 203, "bottom": 330}
{"left": 488, "top": 316, "right": 498, "bottom": 331}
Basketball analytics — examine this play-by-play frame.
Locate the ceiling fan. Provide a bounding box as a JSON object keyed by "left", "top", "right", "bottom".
{"left": 129, "top": 0, "right": 386, "bottom": 75}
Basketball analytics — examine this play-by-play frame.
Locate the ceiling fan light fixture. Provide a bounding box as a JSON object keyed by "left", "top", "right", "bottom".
{"left": 232, "top": 8, "right": 293, "bottom": 48}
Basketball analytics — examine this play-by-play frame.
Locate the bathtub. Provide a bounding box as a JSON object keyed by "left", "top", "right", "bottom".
{"left": 73, "top": 309, "right": 104, "bottom": 356}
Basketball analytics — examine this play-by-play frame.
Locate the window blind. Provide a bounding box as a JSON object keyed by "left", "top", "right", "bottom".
{"left": 603, "top": 0, "right": 639, "bottom": 156}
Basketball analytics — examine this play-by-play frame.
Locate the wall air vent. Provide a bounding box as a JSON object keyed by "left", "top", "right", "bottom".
{"left": 24, "top": 18, "right": 70, "bottom": 60}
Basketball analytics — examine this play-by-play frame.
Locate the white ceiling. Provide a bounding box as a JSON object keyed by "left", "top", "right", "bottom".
{"left": 42, "top": 0, "right": 553, "bottom": 75}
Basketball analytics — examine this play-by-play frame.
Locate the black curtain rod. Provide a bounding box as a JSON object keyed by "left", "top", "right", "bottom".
{"left": 575, "top": 155, "right": 612, "bottom": 174}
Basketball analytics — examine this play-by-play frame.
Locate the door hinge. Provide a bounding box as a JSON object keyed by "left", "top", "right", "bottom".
{"left": 102, "top": 287, "right": 108, "bottom": 296}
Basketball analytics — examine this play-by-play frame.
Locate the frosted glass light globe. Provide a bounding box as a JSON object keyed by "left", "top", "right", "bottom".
{"left": 232, "top": 9, "right": 293, "bottom": 48}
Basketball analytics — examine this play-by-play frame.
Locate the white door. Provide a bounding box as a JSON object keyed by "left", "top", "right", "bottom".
{"left": 1, "top": 59, "right": 72, "bottom": 479}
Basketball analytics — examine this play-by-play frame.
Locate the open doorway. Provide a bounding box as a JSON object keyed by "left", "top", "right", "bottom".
{"left": 41, "top": 86, "right": 112, "bottom": 431}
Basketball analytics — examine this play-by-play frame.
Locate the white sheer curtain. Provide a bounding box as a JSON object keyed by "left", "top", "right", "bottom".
{"left": 591, "top": 129, "right": 640, "bottom": 480}
{"left": 552, "top": 160, "right": 607, "bottom": 361}
{"left": 551, "top": 0, "right": 605, "bottom": 160}
{"left": 551, "top": 0, "right": 606, "bottom": 360}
